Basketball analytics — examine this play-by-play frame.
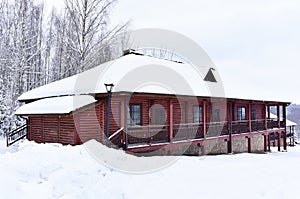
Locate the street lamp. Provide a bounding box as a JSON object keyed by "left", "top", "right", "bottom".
{"left": 105, "top": 83, "right": 114, "bottom": 146}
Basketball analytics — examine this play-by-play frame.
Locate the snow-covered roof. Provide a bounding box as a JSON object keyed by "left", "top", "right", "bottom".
{"left": 17, "top": 54, "right": 290, "bottom": 103}
{"left": 18, "top": 54, "right": 211, "bottom": 101}
{"left": 15, "top": 95, "right": 96, "bottom": 115}
{"left": 269, "top": 113, "right": 297, "bottom": 126}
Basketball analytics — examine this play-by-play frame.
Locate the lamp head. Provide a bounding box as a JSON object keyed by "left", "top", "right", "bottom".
{"left": 104, "top": 83, "right": 114, "bottom": 92}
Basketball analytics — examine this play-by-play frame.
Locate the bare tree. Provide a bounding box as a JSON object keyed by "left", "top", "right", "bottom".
{"left": 64, "top": 0, "right": 127, "bottom": 73}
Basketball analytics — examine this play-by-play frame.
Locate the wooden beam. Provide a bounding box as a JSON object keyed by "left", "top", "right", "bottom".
{"left": 277, "top": 105, "right": 281, "bottom": 128}
{"left": 277, "top": 132, "right": 281, "bottom": 152}
{"left": 267, "top": 134, "right": 271, "bottom": 152}
{"left": 263, "top": 135, "right": 267, "bottom": 152}
{"left": 248, "top": 103, "right": 252, "bottom": 132}
{"left": 169, "top": 99, "right": 173, "bottom": 142}
{"left": 282, "top": 104, "right": 287, "bottom": 150}
{"left": 264, "top": 104, "right": 268, "bottom": 130}
{"left": 248, "top": 137, "right": 251, "bottom": 153}
{"left": 120, "top": 98, "right": 126, "bottom": 148}
{"left": 203, "top": 100, "right": 207, "bottom": 138}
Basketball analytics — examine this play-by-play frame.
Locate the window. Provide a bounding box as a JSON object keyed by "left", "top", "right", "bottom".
{"left": 237, "top": 106, "right": 246, "bottom": 121}
{"left": 251, "top": 108, "right": 256, "bottom": 120}
{"left": 193, "top": 106, "right": 203, "bottom": 123}
{"left": 127, "top": 104, "right": 141, "bottom": 126}
{"left": 212, "top": 109, "right": 220, "bottom": 122}
{"left": 153, "top": 108, "right": 166, "bottom": 125}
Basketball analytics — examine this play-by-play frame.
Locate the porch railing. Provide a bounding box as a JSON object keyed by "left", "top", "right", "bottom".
{"left": 127, "top": 125, "right": 169, "bottom": 145}
{"left": 6, "top": 124, "right": 27, "bottom": 147}
{"left": 126, "top": 119, "right": 285, "bottom": 145}
{"left": 173, "top": 123, "right": 204, "bottom": 141}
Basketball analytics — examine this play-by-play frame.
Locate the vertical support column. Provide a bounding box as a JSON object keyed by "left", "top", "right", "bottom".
{"left": 203, "top": 100, "right": 207, "bottom": 138}
{"left": 248, "top": 103, "right": 252, "bottom": 132}
{"left": 267, "top": 134, "right": 271, "bottom": 152}
{"left": 124, "top": 98, "right": 129, "bottom": 151}
{"left": 26, "top": 117, "right": 30, "bottom": 140}
{"left": 277, "top": 132, "right": 281, "bottom": 152}
{"left": 277, "top": 105, "right": 281, "bottom": 128}
{"left": 247, "top": 136, "right": 251, "bottom": 153}
{"left": 228, "top": 102, "right": 233, "bottom": 154}
{"left": 169, "top": 99, "right": 173, "bottom": 142}
{"left": 120, "top": 97, "right": 126, "bottom": 148}
{"left": 282, "top": 104, "right": 287, "bottom": 150}
{"left": 264, "top": 104, "right": 268, "bottom": 130}
{"left": 263, "top": 135, "right": 267, "bottom": 152}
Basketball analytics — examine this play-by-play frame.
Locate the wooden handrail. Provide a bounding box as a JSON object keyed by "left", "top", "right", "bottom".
{"left": 6, "top": 124, "right": 27, "bottom": 147}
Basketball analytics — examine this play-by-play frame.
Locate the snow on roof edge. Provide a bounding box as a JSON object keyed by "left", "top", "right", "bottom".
{"left": 16, "top": 95, "right": 97, "bottom": 115}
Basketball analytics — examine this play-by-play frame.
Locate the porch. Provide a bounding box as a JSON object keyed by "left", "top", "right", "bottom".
{"left": 125, "top": 119, "right": 286, "bottom": 154}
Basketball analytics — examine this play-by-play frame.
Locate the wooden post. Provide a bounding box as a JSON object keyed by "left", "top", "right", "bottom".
{"left": 227, "top": 140, "right": 232, "bottom": 154}
{"left": 120, "top": 98, "right": 126, "bottom": 148}
{"left": 277, "top": 105, "right": 281, "bottom": 128}
{"left": 277, "top": 132, "right": 281, "bottom": 152}
{"left": 264, "top": 104, "right": 268, "bottom": 130}
{"left": 169, "top": 99, "right": 173, "bottom": 142}
{"left": 124, "top": 98, "right": 129, "bottom": 151}
{"left": 228, "top": 102, "right": 233, "bottom": 154}
{"left": 203, "top": 100, "right": 207, "bottom": 138}
{"left": 247, "top": 137, "right": 251, "bottom": 153}
{"left": 248, "top": 103, "right": 252, "bottom": 132}
{"left": 282, "top": 104, "right": 287, "bottom": 150}
{"left": 267, "top": 134, "right": 271, "bottom": 152}
{"left": 263, "top": 135, "right": 267, "bottom": 152}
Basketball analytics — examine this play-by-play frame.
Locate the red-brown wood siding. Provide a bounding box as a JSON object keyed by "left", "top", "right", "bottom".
{"left": 252, "top": 104, "right": 264, "bottom": 119}
{"left": 59, "top": 115, "right": 75, "bottom": 145}
{"left": 29, "top": 116, "right": 43, "bottom": 143}
{"left": 43, "top": 116, "right": 59, "bottom": 143}
{"left": 74, "top": 102, "right": 104, "bottom": 144}
{"left": 28, "top": 102, "right": 105, "bottom": 145}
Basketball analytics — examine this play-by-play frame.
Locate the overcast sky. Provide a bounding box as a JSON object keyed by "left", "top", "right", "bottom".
{"left": 108, "top": 0, "right": 300, "bottom": 104}
{"left": 47, "top": 0, "right": 300, "bottom": 104}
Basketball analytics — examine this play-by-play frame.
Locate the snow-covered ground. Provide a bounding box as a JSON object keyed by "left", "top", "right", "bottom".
{"left": 1, "top": 139, "right": 300, "bottom": 199}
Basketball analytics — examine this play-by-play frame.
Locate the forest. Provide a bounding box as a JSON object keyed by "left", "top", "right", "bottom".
{"left": 0, "top": 0, "right": 127, "bottom": 135}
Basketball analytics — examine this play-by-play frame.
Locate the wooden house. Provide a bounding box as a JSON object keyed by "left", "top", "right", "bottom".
{"left": 15, "top": 53, "right": 290, "bottom": 155}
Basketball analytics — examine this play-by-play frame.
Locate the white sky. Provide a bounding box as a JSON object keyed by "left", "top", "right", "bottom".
{"left": 47, "top": 0, "right": 300, "bottom": 104}
{"left": 109, "top": 0, "right": 300, "bottom": 104}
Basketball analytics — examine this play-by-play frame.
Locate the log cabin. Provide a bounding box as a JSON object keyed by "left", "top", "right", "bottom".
{"left": 15, "top": 52, "right": 290, "bottom": 155}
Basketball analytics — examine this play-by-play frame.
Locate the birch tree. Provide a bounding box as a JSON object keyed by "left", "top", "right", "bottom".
{"left": 64, "top": 0, "right": 126, "bottom": 73}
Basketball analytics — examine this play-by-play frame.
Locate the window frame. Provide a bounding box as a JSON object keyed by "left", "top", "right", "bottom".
{"left": 127, "top": 104, "right": 142, "bottom": 126}
{"left": 193, "top": 105, "right": 203, "bottom": 123}
{"left": 237, "top": 106, "right": 247, "bottom": 121}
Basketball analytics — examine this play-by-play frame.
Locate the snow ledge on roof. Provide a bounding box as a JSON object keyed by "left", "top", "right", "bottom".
{"left": 15, "top": 95, "right": 96, "bottom": 115}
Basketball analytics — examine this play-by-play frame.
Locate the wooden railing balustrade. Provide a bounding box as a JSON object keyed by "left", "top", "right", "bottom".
{"left": 126, "top": 119, "right": 285, "bottom": 145}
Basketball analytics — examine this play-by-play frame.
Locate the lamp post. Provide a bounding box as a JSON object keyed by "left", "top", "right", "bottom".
{"left": 105, "top": 83, "right": 114, "bottom": 146}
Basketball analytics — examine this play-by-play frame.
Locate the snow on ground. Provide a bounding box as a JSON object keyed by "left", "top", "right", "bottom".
{"left": 1, "top": 138, "right": 300, "bottom": 199}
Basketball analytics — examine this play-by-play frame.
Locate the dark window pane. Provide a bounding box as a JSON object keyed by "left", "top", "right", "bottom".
{"left": 193, "top": 106, "right": 203, "bottom": 123}
{"left": 128, "top": 104, "right": 141, "bottom": 126}
{"left": 238, "top": 107, "right": 246, "bottom": 121}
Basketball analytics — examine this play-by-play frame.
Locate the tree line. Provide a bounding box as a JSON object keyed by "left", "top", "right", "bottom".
{"left": 0, "top": 0, "right": 127, "bottom": 135}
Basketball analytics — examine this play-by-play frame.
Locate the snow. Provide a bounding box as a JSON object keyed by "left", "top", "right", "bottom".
{"left": 17, "top": 54, "right": 210, "bottom": 101}
{"left": 18, "top": 54, "right": 289, "bottom": 103}
{"left": 269, "top": 113, "right": 297, "bottom": 126}
{"left": 15, "top": 95, "right": 96, "bottom": 115}
{"left": 1, "top": 138, "right": 300, "bottom": 199}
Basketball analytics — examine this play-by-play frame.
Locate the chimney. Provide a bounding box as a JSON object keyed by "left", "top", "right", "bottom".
{"left": 123, "top": 49, "right": 144, "bottom": 56}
